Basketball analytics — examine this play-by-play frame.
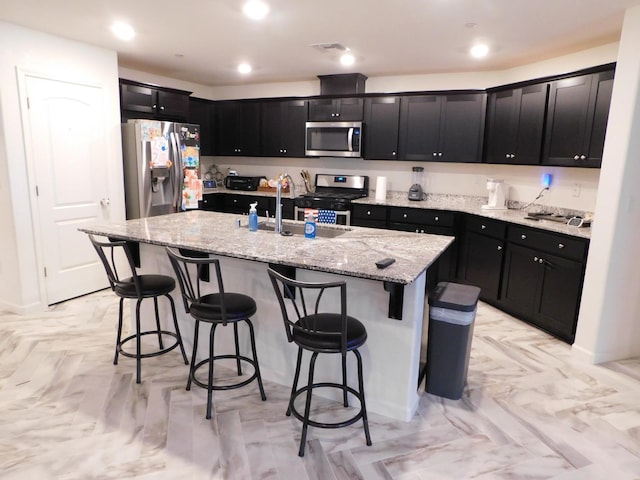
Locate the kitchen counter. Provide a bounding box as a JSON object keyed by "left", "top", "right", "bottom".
{"left": 80, "top": 210, "right": 453, "bottom": 285}
{"left": 202, "top": 187, "right": 592, "bottom": 239}
{"left": 80, "top": 210, "right": 453, "bottom": 422}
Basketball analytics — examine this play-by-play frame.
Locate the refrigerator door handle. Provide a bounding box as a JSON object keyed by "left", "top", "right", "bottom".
{"left": 170, "top": 130, "right": 183, "bottom": 211}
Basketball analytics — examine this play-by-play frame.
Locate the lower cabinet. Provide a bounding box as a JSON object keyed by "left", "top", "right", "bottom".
{"left": 351, "top": 204, "right": 388, "bottom": 228}
{"left": 459, "top": 215, "right": 506, "bottom": 302}
{"left": 500, "top": 226, "right": 587, "bottom": 343}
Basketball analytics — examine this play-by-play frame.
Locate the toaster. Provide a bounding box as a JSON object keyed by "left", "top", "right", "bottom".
{"left": 224, "top": 175, "right": 265, "bottom": 191}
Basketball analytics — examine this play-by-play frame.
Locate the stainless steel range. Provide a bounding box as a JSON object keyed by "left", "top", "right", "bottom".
{"left": 294, "top": 174, "right": 369, "bottom": 225}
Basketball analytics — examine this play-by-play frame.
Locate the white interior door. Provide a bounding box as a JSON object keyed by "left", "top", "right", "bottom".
{"left": 24, "top": 75, "right": 110, "bottom": 304}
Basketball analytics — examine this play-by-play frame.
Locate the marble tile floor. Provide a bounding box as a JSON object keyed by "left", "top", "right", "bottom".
{"left": 1, "top": 289, "right": 639, "bottom": 480}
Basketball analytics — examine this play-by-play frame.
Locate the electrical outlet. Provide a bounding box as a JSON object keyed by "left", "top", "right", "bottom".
{"left": 572, "top": 183, "right": 581, "bottom": 197}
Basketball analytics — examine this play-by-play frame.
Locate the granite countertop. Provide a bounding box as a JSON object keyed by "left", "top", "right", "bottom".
{"left": 80, "top": 210, "right": 453, "bottom": 285}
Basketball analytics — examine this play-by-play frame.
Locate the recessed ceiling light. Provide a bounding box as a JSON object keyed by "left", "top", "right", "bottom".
{"left": 470, "top": 43, "right": 490, "bottom": 59}
{"left": 238, "top": 63, "right": 252, "bottom": 74}
{"left": 340, "top": 53, "right": 355, "bottom": 66}
{"left": 243, "top": 0, "right": 269, "bottom": 20}
{"left": 110, "top": 21, "right": 135, "bottom": 41}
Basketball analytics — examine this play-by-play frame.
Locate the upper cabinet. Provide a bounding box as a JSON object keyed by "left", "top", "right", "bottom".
{"left": 188, "top": 98, "right": 216, "bottom": 156}
{"left": 398, "top": 93, "right": 486, "bottom": 163}
{"left": 260, "top": 99, "right": 308, "bottom": 157}
{"left": 484, "top": 83, "right": 549, "bottom": 165}
{"left": 308, "top": 97, "right": 364, "bottom": 121}
{"left": 120, "top": 79, "right": 190, "bottom": 122}
{"left": 542, "top": 68, "right": 614, "bottom": 168}
{"left": 215, "top": 100, "right": 261, "bottom": 156}
{"left": 363, "top": 96, "right": 401, "bottom": 160}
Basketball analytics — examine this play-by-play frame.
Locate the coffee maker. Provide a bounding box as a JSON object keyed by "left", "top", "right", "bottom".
{"left": 408, "top": 166, "right": 425, "bottom": 201}
{"left": 482, "top": 179, "right": 508, "bottom": 210}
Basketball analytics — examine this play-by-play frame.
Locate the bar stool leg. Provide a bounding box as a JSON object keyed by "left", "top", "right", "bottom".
{"left": 206, "top": 323, "right": 218, "bottom": 420}
{"left": 135, "top": 299, "right": 143, "bottom": 384}
{"left": 287, "top": 347, "right": 304, "bottom": 416}
{"left": 299, "top": 351, "right": 319, "bottom": 457}
{"left": 187, "top": 320, "right": 200, "bottom": 391}
{"left": 153, "top": 297, "right": 164, "bottom": 349}
{"left": 246, "top": 319, "right": 266, "bottom": 401}
{"left": 355, "top": 349, "right": 372, "bottom": 446}
{"left": 114, "top": 298, "right": 125, "bottom": 365}
{"left": 167, "top": 294, "right": 188, "bottom": 364}
{"left": 233, "top": 322, "right": 242, "bottom": 375}
{"left": 341, "top": 352, "right": 349, "bottom": 407}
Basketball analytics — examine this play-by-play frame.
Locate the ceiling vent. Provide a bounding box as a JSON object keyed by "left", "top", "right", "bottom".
{"left": 310, "top": 42, "right": 349, "bottom": 53}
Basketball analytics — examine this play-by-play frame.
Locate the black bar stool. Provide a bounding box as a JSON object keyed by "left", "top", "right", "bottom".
{"left": 88, "top": 235, "right": 188, "bottom": 384}
{"left": 267, "top": 268, "right": 372, "bottom": 457}
{"left": 167, "top": 248, "right": 267, "bottom": 419}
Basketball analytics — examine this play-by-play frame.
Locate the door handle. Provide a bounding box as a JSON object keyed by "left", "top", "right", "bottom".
{"left": 100, "top": 198, "right": 111, "bottom": 207}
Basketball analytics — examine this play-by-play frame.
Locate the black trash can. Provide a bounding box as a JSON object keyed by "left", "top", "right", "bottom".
{"left": 425, "top": 282, "right": 481, "bottom": 400}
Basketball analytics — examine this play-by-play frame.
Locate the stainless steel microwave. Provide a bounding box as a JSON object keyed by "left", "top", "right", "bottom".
{"left": 305, "top": 121, "right": 362, "bottom": 158}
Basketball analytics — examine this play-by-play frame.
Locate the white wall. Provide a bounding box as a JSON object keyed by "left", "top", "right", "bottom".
{"left": 121, "top": 43, "right": 616, "bottom": 214}
{"left": 0, "top": 21, "right": 124, "bottom": 312}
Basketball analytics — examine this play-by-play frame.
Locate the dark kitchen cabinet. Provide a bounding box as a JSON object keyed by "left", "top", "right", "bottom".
{"left": 120, "top": 79, "right": 190, "bottom": 122}
{"left": 224, "top": 194, "right": 274, "bottom": 216}
{"left": 351, "top": 204, "right": 387, "bottom": 229}
{"left": 500, "top": 226, "right": 588, "bottom": 343}
{"left": 387, "top": 207, "right": 458, "bottom": 288}
{"left": 200, "top": 193, "right": 224, "bottom": 212}
{"left": 260, "top": 99, "right": 308, "bottom": 157}
{"left": 458, "top": 215, "right": 507, "bottom": 303}
{"left": 485, "top": 83, "right": 549, "bottom": 164}
{"left": 363, "top": 96, "right": 401, "bottom": 160}
{"left": 398, "top": 93, "right": 486, "bottom": 163}
{"left": 216, "top": 100, "right": 261, "bottom": 156}
{"left": 188, "top": 97, "right": 216, "bottom": 156}
{"left": 542, "top": 68, "right": 614, "bottom": 167}
{"left": 308, "top": 97, "right": 364, "bottom": 121}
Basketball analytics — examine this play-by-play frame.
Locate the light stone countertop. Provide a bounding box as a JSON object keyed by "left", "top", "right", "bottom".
{"left": 80, "top": 210, "right": 453, "bottom": 285}
{"left": 203, "top": 188, "right": 592, "bottom": 240}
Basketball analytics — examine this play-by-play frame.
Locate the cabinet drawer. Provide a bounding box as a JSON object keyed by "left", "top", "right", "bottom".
{"left": 508, "top": 226, "right": 587, "bottom": 261}
{"left": 466, "top": 215, "right": 506, "bottom": 238}
{"left": 389, "top": 207, "right": 455, "bottom": 226}
{"left": 352, "top": 204, "right": 387, "bottom": 222}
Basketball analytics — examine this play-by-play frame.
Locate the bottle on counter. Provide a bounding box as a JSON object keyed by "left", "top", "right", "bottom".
{"left": 248, "top": 202, "right": 258, "bottom": 232}
{"left": 304, "top": 211, "right": 316, "bottom": 239}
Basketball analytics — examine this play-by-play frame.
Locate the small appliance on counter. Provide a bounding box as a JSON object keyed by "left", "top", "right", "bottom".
{"left": 408, "top": 166, "right": 425, "bottom": 201}
{"left": 482, "top": 179, "right": 508, "bottom": 210}
{"left": 224, "top": 175, "right": 266, "bottom": 191}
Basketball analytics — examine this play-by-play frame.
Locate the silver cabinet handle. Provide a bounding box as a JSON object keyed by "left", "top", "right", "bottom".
{"left": 574, "top": 155, "right": 580, "bottom": 160}
{"left": 481, "top": 224, "right": 486, "bottom": 230}
{"left": 521, "top": 234, "right": 527, "bottom": 240}
{"left": 534, "top": 256, "right": 538, "bottom": 262}
{"left": 403, "top": 213, "right": 407, "bottom": 218}
{"left": 539, "top": 258, "right": 544, "bottom": 264}
{"left": 497, "top": 245, "right": 502, "bottom": 251}
{"left": 433, "top": 152, "right": 438, "bottom": 156}
{"left": 558, "top": 243, "right": 565, "bottom": 249}
{"left": 438, "top": 152, "right": 443, "bottom": 157}
{"left": 580, "top": 155, "right": 586, "bottom": 160}
{"left": 435, "top": 216, "right": 439, "bottom": 221}
{"left": 160, "top": 106, "right": 165, "bottom": 110}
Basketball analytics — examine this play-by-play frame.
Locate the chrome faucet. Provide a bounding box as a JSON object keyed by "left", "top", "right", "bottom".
{"left": 275, "top": 173, "right": 296, "bottom": 234}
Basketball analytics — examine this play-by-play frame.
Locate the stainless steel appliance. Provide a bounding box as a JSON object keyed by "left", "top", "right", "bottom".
{"left": 305, "top": 121, "right": 363, "bottom": 157}
{"left": 294, "top": 174, "right": 369, "bottom": 225}
{"left": 224, "top": 175, "right": 266, "bottom": 191}
{"left": 122, "top": 119, "right": 200, "bottom": 219}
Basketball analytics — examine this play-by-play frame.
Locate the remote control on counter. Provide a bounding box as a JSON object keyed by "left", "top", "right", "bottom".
{"left": 375, "top": 258, "right": 396, "bottom": 269}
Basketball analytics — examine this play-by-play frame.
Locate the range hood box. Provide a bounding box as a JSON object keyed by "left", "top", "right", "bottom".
{"left": 318, "top": 73, "right": 367, "bottom": 95}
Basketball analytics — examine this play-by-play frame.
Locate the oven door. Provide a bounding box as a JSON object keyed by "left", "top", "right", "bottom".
{"left": 305, "top": 121, "right": 362, "bottom": 158}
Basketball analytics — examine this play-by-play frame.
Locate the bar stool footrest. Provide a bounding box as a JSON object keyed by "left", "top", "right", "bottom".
{"left": 289, "top": 382, "right": 366, "bottom": 429}
{"left": 118, "top": 330, "right": 184, "bottom": 359}
{"left": 190, "top": 355, "right": 261, "bottom": 391}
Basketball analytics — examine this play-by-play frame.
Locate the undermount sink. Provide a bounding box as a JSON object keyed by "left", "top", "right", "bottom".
{"left": 257, "top": 221, "right": 350, "bottom": 238}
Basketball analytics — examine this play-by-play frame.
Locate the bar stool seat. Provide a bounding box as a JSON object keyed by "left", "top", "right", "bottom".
{"left": 167, "top": 248, "right": 266, "bottom": 419}
{"left": 88, "top": 235, "right": 189, "bottom": 384}
{"left": 268, "top": 268, "right": 372, "bottom": 457}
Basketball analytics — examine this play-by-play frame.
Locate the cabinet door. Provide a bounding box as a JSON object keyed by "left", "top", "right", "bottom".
{"left": 398, "top": 95, "right": 441, "bottom": 161}
{"left": 461, "top": 232, "right": 505, "bottom": 301}
{"left": 217, "top": 101, "right": 260, "bottom": 156}
{"left": 501, "top": 244, "right": 540, "bottom": 318}
{"left": 536, "top": 253, "right": 584, "bottom": 342}
{"left": 308, "top": 98, "right": 363, "bottom": 121}
{"left": 485, "top": 84, "right": 547, "bottom": 165}
{"left": 156, "top": 90, "right": 189, "bottom": 120}
{"left": 337, "top": 97, "right": 364, "bottom": 121}
{"left": 261, "top": 100, "right": 307, "bottom": 157}
{"left": 363, "top": 96, "right": 400, "bottom": 160}
{"left": 189, "top": 98, "right": 215, "bottom": 155}
{"left": 438, "top": 93, "right": 486, "bottom": 163}
{"left": 542, "top": 70, "right": 613, "bottom": 167}
{"left": 120, "top": 83, "right": 156, "bottom": 115}
{"left": 261, "top": 101, "right": 284, "bottom": 156}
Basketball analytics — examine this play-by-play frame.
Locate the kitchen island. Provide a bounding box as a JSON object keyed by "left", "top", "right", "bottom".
{"left": 80, "top": 210, "right": 453, "bottom": 421}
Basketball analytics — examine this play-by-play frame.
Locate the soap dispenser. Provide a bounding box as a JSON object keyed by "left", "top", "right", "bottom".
{"left": 248, "top": 202, "right": 258, "bottom": 232}
{"left": 304, "top": 211, "right": 316, "bottom": 239}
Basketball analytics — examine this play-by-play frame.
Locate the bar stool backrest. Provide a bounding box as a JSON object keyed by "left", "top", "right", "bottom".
{"left": 166, "top": 248, "right": 228, "bottom": 324}
{"left": 267, "top": 268, "right": 348, "bottom": 353}
{"left": 88, "top": 234, "right": 142, "bottom": 297}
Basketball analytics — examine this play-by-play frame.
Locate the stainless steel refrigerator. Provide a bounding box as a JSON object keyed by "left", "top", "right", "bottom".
{"left": 122, "top": 119, "right": 201, "bottom": 219}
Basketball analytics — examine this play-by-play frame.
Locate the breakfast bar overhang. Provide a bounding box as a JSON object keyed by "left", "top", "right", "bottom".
{"left": 80, "top": 210, "right": 453, "bottom": 422}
